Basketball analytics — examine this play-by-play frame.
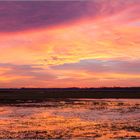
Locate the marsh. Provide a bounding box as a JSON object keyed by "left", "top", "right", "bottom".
{"left": 0, "top": 98, "right": 139, "bottom": 139}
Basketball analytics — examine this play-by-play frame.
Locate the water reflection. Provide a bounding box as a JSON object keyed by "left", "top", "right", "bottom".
{"left": 0, "top": 99, "right": 139, "bottom": 139}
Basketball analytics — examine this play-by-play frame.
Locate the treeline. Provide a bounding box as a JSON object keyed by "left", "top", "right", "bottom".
{"left": 0, "top": 87, "right": 140, "bottom": 102}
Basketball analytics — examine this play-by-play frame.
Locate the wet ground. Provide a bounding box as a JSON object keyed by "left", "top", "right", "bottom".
{"left": 0, "top": 99, "right": 139, "bottom": 139}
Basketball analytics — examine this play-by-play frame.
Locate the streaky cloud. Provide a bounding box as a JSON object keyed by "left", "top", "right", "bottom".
{"left": 51, "top": 59, "right": 140, "bottom": 74}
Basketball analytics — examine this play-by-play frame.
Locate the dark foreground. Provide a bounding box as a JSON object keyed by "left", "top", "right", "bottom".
{"left": 0, "top": 88, "right": 140, "bottom": 104}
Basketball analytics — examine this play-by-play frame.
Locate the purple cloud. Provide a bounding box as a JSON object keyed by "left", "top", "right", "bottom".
{"left": 0, "top": 63, "right": 57, "bottom": 80}
{"left": 0, "top": 0, "right": 139, "bottom": 32}
{"left": 51, "top": 59, "right": 140, "bottom": 74}
{"left": 0, "top": 1, "right": 91, "bottom": 32}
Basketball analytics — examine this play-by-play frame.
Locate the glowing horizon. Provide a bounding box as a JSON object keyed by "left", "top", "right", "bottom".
{"left": 0, "top": 1, "right": 140, "bottom": 88}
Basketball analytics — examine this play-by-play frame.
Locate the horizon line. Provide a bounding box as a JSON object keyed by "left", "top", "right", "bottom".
{"left": 0, "top": 86, "right": 140, "bottom": 89}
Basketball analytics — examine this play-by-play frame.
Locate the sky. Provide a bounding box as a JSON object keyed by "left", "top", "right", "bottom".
{"left": 0, "top": 0, "right": 140, "bottom": 88}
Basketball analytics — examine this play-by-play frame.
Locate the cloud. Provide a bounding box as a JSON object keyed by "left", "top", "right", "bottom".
{"left": 0, "top": 63, "right": 57, "bottom": 82}
{"left": 51, "top": 59, "right": 140, "bottom": 74}
{"left": 0, "top": 1, "right": 90, "bottom": 32}
{"left": 0, "top": 0, "right": 139, "bottom": 32}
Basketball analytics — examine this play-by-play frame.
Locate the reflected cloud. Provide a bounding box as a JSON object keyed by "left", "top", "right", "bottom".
{"left": 0, "top": 99, "right": 139, "bottom": 139}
